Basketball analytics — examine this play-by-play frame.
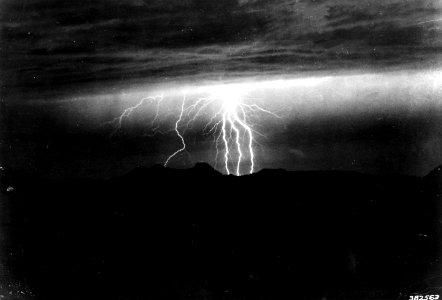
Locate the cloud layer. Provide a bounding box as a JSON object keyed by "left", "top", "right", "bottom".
{"left": 1, "top": 0, "right": 441, "bottom": 99}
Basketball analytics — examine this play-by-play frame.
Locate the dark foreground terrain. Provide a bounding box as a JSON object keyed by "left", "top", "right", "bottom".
{"left": 0, "top": 164, "right": 441, "bottom": 300}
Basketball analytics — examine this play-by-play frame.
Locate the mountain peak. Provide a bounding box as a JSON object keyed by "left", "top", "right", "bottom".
{"left": 425, "top": 164, "right": 442, "bottom": 181}
{"left": 191, "top": 162, "right": 220, "bottom": 175}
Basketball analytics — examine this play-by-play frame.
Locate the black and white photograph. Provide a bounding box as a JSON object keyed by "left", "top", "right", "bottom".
{"left": 1, "top": 0, "right": 441, "bottom": 299}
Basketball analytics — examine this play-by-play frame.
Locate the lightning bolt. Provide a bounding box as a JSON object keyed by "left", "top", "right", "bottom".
{"left": 103, "top": 95, "right": 164, "bottom": 136}
{"left": 164, "top": 95, "right": 187, "bottom": 167}
{"left": 105, "top": 86, "right": 280, "bottom": 176}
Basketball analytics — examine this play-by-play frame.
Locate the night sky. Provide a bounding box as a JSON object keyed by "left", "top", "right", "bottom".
{"left": 1, "top": 0, "right": 442, "bottom": 178}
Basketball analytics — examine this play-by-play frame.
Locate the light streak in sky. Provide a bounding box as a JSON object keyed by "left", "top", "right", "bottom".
{"left": 104, "top": 95, "right": 164, "bottom": 136}
{"left": 163, "top": 95, "right": 187, "bottom": 167}
{"left": 105, "top": 84, "right": 280, "bottom": 176}
{"left": 416, "top": 17, "right": 442, "bottom": 25}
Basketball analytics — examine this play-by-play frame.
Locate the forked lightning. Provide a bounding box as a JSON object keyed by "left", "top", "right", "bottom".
{"left": 106, "top": 85, "right": 279, "bottom": 176}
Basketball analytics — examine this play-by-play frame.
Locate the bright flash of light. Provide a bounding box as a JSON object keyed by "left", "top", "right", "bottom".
{"left": 105, "top": 83, "right": 281, "bottom": 176}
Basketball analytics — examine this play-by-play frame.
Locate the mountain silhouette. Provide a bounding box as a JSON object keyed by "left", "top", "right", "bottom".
{"left": 1, "top": 164, "right": 441, "bottom": 300}
{"left": 424, "top": 164, "right": 442, "bottom": 183}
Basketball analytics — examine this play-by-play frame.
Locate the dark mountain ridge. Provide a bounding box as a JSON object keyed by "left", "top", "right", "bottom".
{"left": 0, "top": 164, "right": 441, "bottom": 300}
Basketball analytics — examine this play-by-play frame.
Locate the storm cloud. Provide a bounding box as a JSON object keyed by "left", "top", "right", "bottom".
{"left": 1, "top": 0, "right": 441, "bottom": 100}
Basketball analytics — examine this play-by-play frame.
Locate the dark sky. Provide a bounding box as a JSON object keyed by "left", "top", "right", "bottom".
{"left": 1, "top": 0, "right": 442, "bottom": 177}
